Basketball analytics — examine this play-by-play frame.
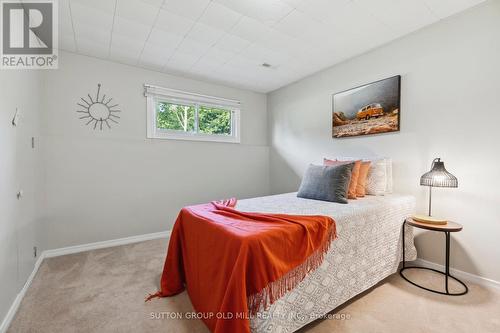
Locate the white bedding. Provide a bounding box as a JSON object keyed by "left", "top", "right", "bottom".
{"left": 236, "top": 192, "right": 417, "bottom": 333}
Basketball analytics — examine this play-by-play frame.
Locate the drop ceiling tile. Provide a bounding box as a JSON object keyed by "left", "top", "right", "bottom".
{"left": 59, "top": 0, "right": 69, "bottom": 10}
{"left": 295, "top": 0, "right": 351, "bottom": 23}
{"left": 242, "top": 44, "right": 274, "bottom": 63}
{"left": 112, "top": 16, "right": 152, "bottom": 41}
{"left": 243, "top": 44, "right": 299, "bottom": 71}
{"left": 155, "top": 10, "right": 195, "bottom": 36}
{"left": 198, "top": 2, "right": 242, "bottom": 31}
{"left": 281, "top": 0, "right": 305, "bottom": 8}
{"left": 162, "top": 0, "right": 210, "bottom": 21}
{"left": 59, "top": 25, "right": 74, "bottom": 40}
{"left": 256, "top": 30, "right": 314, "bottom": 61}
{"left": 140, "top": 42, "right": 175, "bottom": 66}
{"left": 225, "top": 54, "right": 261, "bottom": 70}
{"left": 202, "top": 47, "right": 236, "bottom": 65}
{"left": 356, "top": 0, "right": 436, "bottom": 34}
{"left": 319, "top": 1, "right": 399, "bottom": 53}
{"left": 147, "top": 28, "right": 184, "bottom": 47}
{"left": 142, "top": 41, "right": 177, "bottom": 58}
{"left": 256, "top": 66, "right": 299, "bottom": 85}
{"left": 59, "top": 33, "right": 76, "bottom": 52}
{"left": 64, "top": 0, "right": 485, "bottom": 93}
{"left": 165, "top": 52, "right": 199, "bottom": 71}
{"left": 58, "top": 0, "right": 73, "bottom": 32}
{"left": 423, "top": 0, "right": 485, "bottom": 18}
{"left": 77, "top": 38, "right": 109, "bottom": 58}
{"left": 283, "top": 57, "right": 321, "bottom": 76}
{"left": 73, "top": 23, "right": 111, "bottom": 46}
{"left": 214, "top": 0, "right": 294, "bottom": 26}
{"left": 111, "top": 33, "right": 145, "bottom": 54}
{"left": 70, "top": 2, "right": 114, "bottom": 30}
{"left": 176, "top": 38, "right": 212, "bottom": 56}
{"left": 295, "top": 22, "right": 347, "bottom": 52}
{"left": 215, "top": 33, "right": 251, "bottom": 53}
{"left": 190, "top": 60, "right": 219, "bottom": 76}
{"left": 71, "top": 0, "right": 116, "bottom": 14}
{"left": 186, "top": 23, "right": 224, "bottom": 46}
{"left": 326, "top": 1, "right": 385, "bottom": 36}
{"left": 115, "top": 0, "right": 161, "bottom": 26}
{"left": 230, "top": 16, "right": 274, "bottom": 43}
{"left": 216, "top": 65, "right": 248, "bottom": 80}
{"left": 274, "top": 9, "right": 322, "bottom": 39}
{"left": 281, "top": 0, "right": 310, "bottom": 8}
{"left": 140, "top": 0, "right": 165, "bottom": 7}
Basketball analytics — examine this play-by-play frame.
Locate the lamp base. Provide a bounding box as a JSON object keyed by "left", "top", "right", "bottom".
{"left": 412, "top": 214, "right": 448, "bottom": 225}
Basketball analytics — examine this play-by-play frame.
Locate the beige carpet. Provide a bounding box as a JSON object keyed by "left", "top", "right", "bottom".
{"left": 8, "top": 238, "right": 500, "bottom": 333}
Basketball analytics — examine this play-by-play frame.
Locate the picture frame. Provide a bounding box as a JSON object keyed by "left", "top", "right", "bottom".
{"left": 332, "top": 75, "right": 401, "bottom": 138}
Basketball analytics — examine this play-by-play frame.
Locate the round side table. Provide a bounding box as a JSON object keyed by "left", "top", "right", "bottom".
{"left": 400, "top": 217, "right": 468, "bottom": 296}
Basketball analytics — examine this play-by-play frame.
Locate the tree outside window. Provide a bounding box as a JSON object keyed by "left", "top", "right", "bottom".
{"left": 157, "top": 102, "right": 232, "bottom": 136}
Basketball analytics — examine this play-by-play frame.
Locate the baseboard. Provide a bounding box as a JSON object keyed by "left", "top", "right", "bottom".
{"left": 415, "top": 258, "right": 500, "bottom": 290}
{"left": 0, "top": 252, "right": 45, "bottom": 333}
{"left": 43, "top": 230, "right": 171, "bottom": 258}
{"left": 0, "top": 230, "right": 171, "bottom": 333}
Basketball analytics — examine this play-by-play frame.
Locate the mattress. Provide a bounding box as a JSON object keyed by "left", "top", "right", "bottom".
{"left": 236, "top": 192, "right": 417, "bottom": 333}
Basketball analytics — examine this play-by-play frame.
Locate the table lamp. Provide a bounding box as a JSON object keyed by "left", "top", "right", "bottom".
{"left": 412, "top": 158, "right": 458, "bottom": 224}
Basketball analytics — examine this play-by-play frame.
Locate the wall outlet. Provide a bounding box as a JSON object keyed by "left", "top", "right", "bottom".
{"left": 33, "top": 246, "right": 37, "bottom": 258}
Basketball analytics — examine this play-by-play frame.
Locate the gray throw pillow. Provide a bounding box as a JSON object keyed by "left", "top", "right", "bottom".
{"left": 297, "top": 163, "right": 354, "bottom": 204}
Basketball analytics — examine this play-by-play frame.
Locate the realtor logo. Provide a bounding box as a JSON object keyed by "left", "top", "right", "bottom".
{"left": 1, "top": 0, "right": 58, "bottom": 69}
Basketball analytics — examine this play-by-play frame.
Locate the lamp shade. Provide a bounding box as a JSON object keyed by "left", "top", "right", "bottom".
{"left": 420, "top": 158, "right": 458, "bottom": 188}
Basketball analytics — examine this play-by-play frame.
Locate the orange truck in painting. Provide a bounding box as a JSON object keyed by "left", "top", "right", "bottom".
{"left": 356, "top": 103, "right": 384, "bottom": 120}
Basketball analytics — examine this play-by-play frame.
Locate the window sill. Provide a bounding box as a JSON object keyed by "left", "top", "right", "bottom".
{"left": 147, "top": 132, "right": 240, "bottom": 144}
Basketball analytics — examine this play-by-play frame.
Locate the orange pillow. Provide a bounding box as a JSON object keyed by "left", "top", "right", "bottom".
{"left": 356, "top": 161, "right": 371, "bottom": 197}
{"left": 324, "top": 158, "right": 361, "bottom": 199}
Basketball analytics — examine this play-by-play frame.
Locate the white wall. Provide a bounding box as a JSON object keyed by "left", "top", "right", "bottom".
{"left": 0, "top": 71, "right": 43, "bottom": 324}
{"left": 41, "top": 51, "right": 270, "bottom": 249}
{"left": 268, "top": 1, "right": 500, "bottom": 281}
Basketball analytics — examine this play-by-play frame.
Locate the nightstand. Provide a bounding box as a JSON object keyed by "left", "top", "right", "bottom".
{"left": 400, "top": 217, "right": 468, "bottom": 296}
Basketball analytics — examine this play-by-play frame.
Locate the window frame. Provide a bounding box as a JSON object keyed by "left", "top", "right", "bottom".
{"left": 145, "top": 84, "right": 241, "bottom": 144}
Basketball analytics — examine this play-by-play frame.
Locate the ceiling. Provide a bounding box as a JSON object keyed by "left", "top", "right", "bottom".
{"left": 59, "top": 0, "right": 485, "bottom": 93}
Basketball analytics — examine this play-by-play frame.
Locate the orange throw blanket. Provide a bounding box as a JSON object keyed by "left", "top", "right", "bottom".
{"left": 146, "top": 199, "right": 336, "bottom": 333}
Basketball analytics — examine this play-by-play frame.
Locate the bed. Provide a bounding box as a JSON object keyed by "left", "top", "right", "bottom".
{"left": 234, "top": 192, "right": 417, "bottom": 333}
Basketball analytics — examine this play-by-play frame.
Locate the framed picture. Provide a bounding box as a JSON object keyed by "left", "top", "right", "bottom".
{"left": 332, "top": 75, "right": 401, "bottom": 138}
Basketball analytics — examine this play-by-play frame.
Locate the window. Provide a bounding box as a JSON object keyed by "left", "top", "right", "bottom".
{"left": 145, "top": 84, "right": 240, "bottom": 143}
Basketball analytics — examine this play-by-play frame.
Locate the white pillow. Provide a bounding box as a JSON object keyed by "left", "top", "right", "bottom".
{"left": 385, "top": 158, "right": 393, "bottom": 194}
{"left": 366, "top": 158, "right": 387, "bottom": 196}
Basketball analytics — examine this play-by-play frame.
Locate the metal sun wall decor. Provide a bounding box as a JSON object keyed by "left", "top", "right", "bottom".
{"left": 77, "top": 84, "right": 120, "bottom": 130}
